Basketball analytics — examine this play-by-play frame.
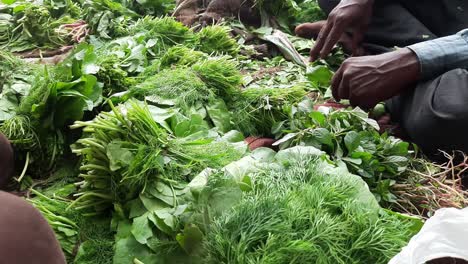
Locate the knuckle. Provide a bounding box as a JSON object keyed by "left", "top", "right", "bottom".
{"left": 342, "top": 59, "right": 352, "bottom": 67}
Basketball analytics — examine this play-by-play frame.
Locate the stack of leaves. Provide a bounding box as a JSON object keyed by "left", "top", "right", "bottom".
{"left": 129, "top": 67, "right": 215, "bottom": 111}
{"left": 230, "top": 85, "right": 309, "bottom": 136}
{"left": 201, "top": 151, "right": 418, "bottom": 263}
{"left": 0, "top": 0, "right": 79, "bottom": 52}
{"left": 70, "top": 100, "right": 247, "bottom": 262}
{"left": 129, "top": 56, "right": 243, "bottom": 133}
{"left": 274, "top": 106, "right": 411, "bottom": 203}
{"left": 294, "top": 0, "right": 326, "bottom": 24}
{"left": 241, "top": 56, "right": 312, "bottom": 90}
{"left": 157, "top": 45, "right": 208, "bottom": 70}
{"left": 0, "top": 50, "right": 36, "bottom": 120}
{"left": 28, "top": 185, "right": 79, "bottom": 260}
{"left": 0, "top": 44, "right": 102, "bottom": 179}
{"left": 119, "top": 0, "right": 175, "bottom": 17}
{"left": 94, "top": 53, "right": 136, "bottom": 97}
{"left": 194, "top": 25, "right": 239, "bottom": 56}
{"left": 28, "top": 179, "right": 114, "bottom": 263}
{"left": 70, "top": 99, "right": 245, "bottom": 213}
{"left": 128, "top": 16, "right": 195, "bottom": 57}
{"left": 80, "top": 0, "right": 136, "bottom": 39}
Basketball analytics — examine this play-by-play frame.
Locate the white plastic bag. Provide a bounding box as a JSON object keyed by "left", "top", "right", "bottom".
{"left": 390, "top": 208, "right": 468, "bottom": 264}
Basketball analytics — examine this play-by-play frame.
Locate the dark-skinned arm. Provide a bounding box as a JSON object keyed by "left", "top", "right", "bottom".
{"left": 310, "top": 0, "right": 374, "bottom": 61}
{"left": 331, "top": 29, "right": 468, "bottom": 109}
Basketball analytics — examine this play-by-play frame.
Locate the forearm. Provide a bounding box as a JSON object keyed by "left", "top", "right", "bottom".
{"left": 408, "top": 29, "right": 468, "bottom": 80}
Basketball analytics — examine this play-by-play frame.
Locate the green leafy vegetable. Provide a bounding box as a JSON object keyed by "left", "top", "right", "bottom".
{"left": 202, "top": 155, "right": 417, "bottom": 263}
{"left": 195, "top": 25, "right": 239, "bottom": 56}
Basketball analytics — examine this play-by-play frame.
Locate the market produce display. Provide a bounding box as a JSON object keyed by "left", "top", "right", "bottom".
{"left": 1, "top": 0, "right": 467, "bottom": 263}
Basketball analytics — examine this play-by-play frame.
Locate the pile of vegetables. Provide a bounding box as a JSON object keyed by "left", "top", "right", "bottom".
{"left": 0, "top": 0, "right": 466, "bottom": 263}
{"left": 201, "top": 148, "right": 418, "bottom": 263}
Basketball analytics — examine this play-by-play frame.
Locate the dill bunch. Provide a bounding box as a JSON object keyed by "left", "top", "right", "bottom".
{"left": 130, "top": 68, "right": 215, "bottom": 110}
{"left": 195, "top": 25, "right": 239, "bottom": 56}
{"left": 130, "top": 16, "right": 195, "bottom": 56}
{"left": 231, "top": 86, "right": 308, "bottom": 136}
{"left": 241, "top": 85, "right": 309, "bottom": 105}
{"left": 192, "top": 57, "right": 242, "bottom": 100}
{"left": 182, "top": 141, "right": 245, "bottom": 169}
{"left": 137, "top": 61, "right": 162, "bottom": 79}
{"left": 159, "top": 45, "right": 208, "bottom": 69}
{"left": 202, "top": 159, "right": 415, "bottom": 263}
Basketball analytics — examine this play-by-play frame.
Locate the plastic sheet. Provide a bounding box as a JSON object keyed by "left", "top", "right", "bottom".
{"left": 390, "top": 208, "right": 468, "bottom": 264}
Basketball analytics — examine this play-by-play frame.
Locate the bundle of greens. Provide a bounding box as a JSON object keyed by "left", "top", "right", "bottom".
{"left": 0, "top": 1, "right": 79, "bottom": 52}
{"left": 70, "top": 100, "right": 245, "bottom": 213}
{"left": 80, "top": 0, "right": 136, "bottom": 39}
{"left": 94, "top": 53, "right": 136, "bottom": 96}
{"left": 0, "top": 8, "right": 14, "bottom": 47}
{"left": 157, "top": 45, "right": 208, "bottom": 70}
{"left": 43, "top": 0, "right": 81, "bottom": 19}
{"left": 201, "top": 151, "right": 417, "bottom": 263}
{"left": 0, "top": 44, "right": 103, "bottom": 179}
{"left": 70, "top": 99, "right": 247, "bottom": 262}
{"left": 100, "top": 35, "right": 149, "bottom": 74}
{"left": 28, "top": 180, "right": 114, "bottom": 264}
{"left": 28, "top": 185, "right": 79, "bottom": 259}
{"left": 194, "top": 25, "right": 239, "bottom": 56}
{"left": 128, "top": 16, "right": 195, "bottom": 57}
{"left": 241, "top": 57, "right": 311, "bottom": 90}
{"left": 254, "top": 0, "right": 301, "bottom": 32}
{"left": 136, "top": 56, "right": 243, "bottom": 106}
{"left": 129, "top": 68, "right": 215, "bottom": 111}
{"left": 274, "top": 106, "right": 411, "bottom": 203}
{"left": 0, "top": 50, "right": 36, "bottom": 120}
{"left": 294, "top": 0, "right": 326, "bottom": 24}
{"left": 119, "top": 0, "right": 175, "bottom": 16}
{"left": 91, "top": 17, "right": 195, "bottom": 77}
{"left": 230, "top": 85, "right": 309, "bottom": 136}
{"left": 191, "top": 56, "right": 243, "bottom": 101}
{"left": 253, "top": 0, "right": 325, "bottom": 31}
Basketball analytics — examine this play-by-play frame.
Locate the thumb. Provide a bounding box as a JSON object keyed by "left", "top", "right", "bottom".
{"left": 295, "top": 21, "right": 326, "bottom": 39}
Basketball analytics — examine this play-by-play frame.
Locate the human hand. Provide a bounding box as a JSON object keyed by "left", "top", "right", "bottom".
{"left": 332, "top": 48, "right": 421, "bottom": 109}
{"left": 310, "top": 0, "right": 373, "bottom": 61}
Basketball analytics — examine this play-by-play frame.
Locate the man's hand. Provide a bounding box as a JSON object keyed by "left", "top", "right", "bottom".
{"left": 311, "top": 0, "right": 373, "bottom": 61}
{"left": 332, "top": 48, "right": 421, "bottom": 109}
